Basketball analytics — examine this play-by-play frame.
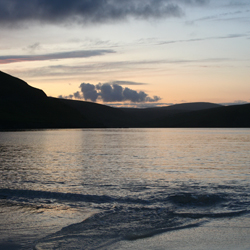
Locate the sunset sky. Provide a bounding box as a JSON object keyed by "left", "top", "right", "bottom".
{"left": 0, "top": 0, "right": 249, "bottom": 107}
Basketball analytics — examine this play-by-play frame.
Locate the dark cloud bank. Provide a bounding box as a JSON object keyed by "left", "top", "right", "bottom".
{"left": 59, "top": 82, "right": 161, "bottom": 103}
{"left": 0, "top": 0, "right": 209, "bottom": 26}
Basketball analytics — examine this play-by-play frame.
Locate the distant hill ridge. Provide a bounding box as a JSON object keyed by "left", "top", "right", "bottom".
{"left": 0, "top": 71, "right": 249, "bottom": 129}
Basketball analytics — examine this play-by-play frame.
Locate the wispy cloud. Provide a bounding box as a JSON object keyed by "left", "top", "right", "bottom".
{"left": 0, "top": 50, "right": 115, "bottom": 64}
{"left": 225, "top": 1, "right": 250, "bottom": 8}
{"left": 158, "top": 33, "right": 248, "bottom": 45}
{"left": 0, "top": 0, "right": 210, "bottom": 27}
{"left": 220, "top": 101, "right": 249, "bottom": 106}
{"left": 107, "top": 102, "right": 174, "bottom": 108}
{"left": 187, "top": 9, "right": 250, "bottom": 24}
{"left": 5, "top": 57, "right": 231, "bottom": 79}
{"left": 108, "top": 80, "right": 148, "bottom": 86}
{"left": 25, "top": 42, "right": 41, "bottom": 52}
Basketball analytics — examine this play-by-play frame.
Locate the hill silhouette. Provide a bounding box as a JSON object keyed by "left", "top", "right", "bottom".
{"left": 0, "top": 71, "right": 101, "bottom": 129}
{"left": 120, "top": 102, "right": 222, "bottom": 125}
{"left": 0, "top": 70, "right": 47, "bottom": 101}
{"left": 147, "top": 103, "right": 250, "bottom": 127}
{"left": 60, "top": 98, "right": 136, "bottom": 128}
{"left": 0, "top": 71, "right": 249, "bottom": 129}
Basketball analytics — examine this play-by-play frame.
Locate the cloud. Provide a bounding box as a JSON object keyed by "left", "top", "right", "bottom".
{"left": 177, "top": 0, "right": 209, "bottom": 5}
{"left": 25, "top": 42, "right": 41, "bottom": 52}
{"left": 187, "top": 9, "right": 250, "bottom": 24}
{"left": 0, "top": 49, "right": 115, "bottom": 64}
{"left": 221, "top": 100, "right": 249, "bottom": 106}
{"left": 60, "top": 82, "right": 161, "bottom": 103}
{"left": 158, "top": 33, "right": 247, "bottom": 45}
{"left": 107, "top": 102, "right": 174, "bottom": 108}
{"left": 6, "top": 57, "right": 231, "bottom": 80}
{"left": 108, "top": 80, "right": 148, "bottom": 85}
{"left": 224, "top": 1, "right": 250, "bottom": 8}
{"left": 0, "top": 0, "right": 210, "bottom": 27}
{"left": 79, "top": 83, "right": 99, "bottom": 102}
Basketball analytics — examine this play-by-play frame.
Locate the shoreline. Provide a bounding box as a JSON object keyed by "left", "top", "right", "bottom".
{"left": 112, "top": 215, "right": 250, "bottom": 250}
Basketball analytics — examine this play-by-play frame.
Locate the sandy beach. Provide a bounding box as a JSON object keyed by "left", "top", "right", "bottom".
{"left": 113, "top": 215, "right": 250, "bottom": 250}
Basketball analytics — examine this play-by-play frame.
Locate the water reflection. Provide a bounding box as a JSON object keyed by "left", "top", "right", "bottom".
{"left": 1, "top": 128, "right": 250, "bottom": 249}
{"left": 1, "top": 129, "right": 250, "bottom": 193}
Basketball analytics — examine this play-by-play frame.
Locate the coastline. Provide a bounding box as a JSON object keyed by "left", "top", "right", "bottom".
{"left": 112, "top": 215, "right": 250, "bottom": 250}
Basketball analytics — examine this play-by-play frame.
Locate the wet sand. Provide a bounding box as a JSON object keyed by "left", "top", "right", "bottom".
{"left": 112, "top": 215, "right": 250, "bottom": 250}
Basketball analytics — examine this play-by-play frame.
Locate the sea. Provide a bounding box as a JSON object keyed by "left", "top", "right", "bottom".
{"left": 0, "top": 128, "right": 250, "bottom": 250}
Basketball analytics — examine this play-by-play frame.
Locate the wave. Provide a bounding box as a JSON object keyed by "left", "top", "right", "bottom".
{"left": 1, "top": 188, "right": 249, "bottom": 210}
{"left": 173, "top": 210, "right": 248, "bottom": 219}
{"left": 34, "top": 207, "right": 200, "bottom": 250}
{"left": 2, "top": 188, "right": 248, "bottom": 249}
{"left": 168, "top": 192, "right": 226, "bottom": 206}
{"left": 0, "top": 188, "right": 114, "bottom": 204}
{"left": 0, "top": 188, "right": 150, "bottom": 206}
{"left": 33, "top": 204, "right": 249, "bottom": 250}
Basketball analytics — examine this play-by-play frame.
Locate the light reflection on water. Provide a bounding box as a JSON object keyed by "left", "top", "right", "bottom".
{"left": 0, "top": 128, "right": 250, "bottom": 249}
{"left": 1, "top": 128, "right": 250, "bottom": 193}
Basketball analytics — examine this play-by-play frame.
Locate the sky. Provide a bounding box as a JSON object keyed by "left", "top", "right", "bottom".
{"left": 0, "top": 0, "right": 249, "bottom": 107}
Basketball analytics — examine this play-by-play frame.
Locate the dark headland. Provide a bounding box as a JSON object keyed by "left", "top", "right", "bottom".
{"left": 1, "top": 71, "right": 250, "bottom": 130}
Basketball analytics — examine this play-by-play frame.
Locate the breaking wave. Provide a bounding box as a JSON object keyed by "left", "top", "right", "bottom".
{"left": 1, "top": 188, "right": 244, "bottom": 250}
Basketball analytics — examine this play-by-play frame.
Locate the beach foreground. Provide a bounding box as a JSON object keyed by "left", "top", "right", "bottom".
{"left": 112, "top": 216, "right": 250, "bottom": 250}
{"left": 1, "top": 129, "right": 250, "bottom": 250}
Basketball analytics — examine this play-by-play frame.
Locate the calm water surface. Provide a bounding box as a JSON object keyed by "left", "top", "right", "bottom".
{"left": 0, "top": 128, "right": 250, "bottom": 249}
